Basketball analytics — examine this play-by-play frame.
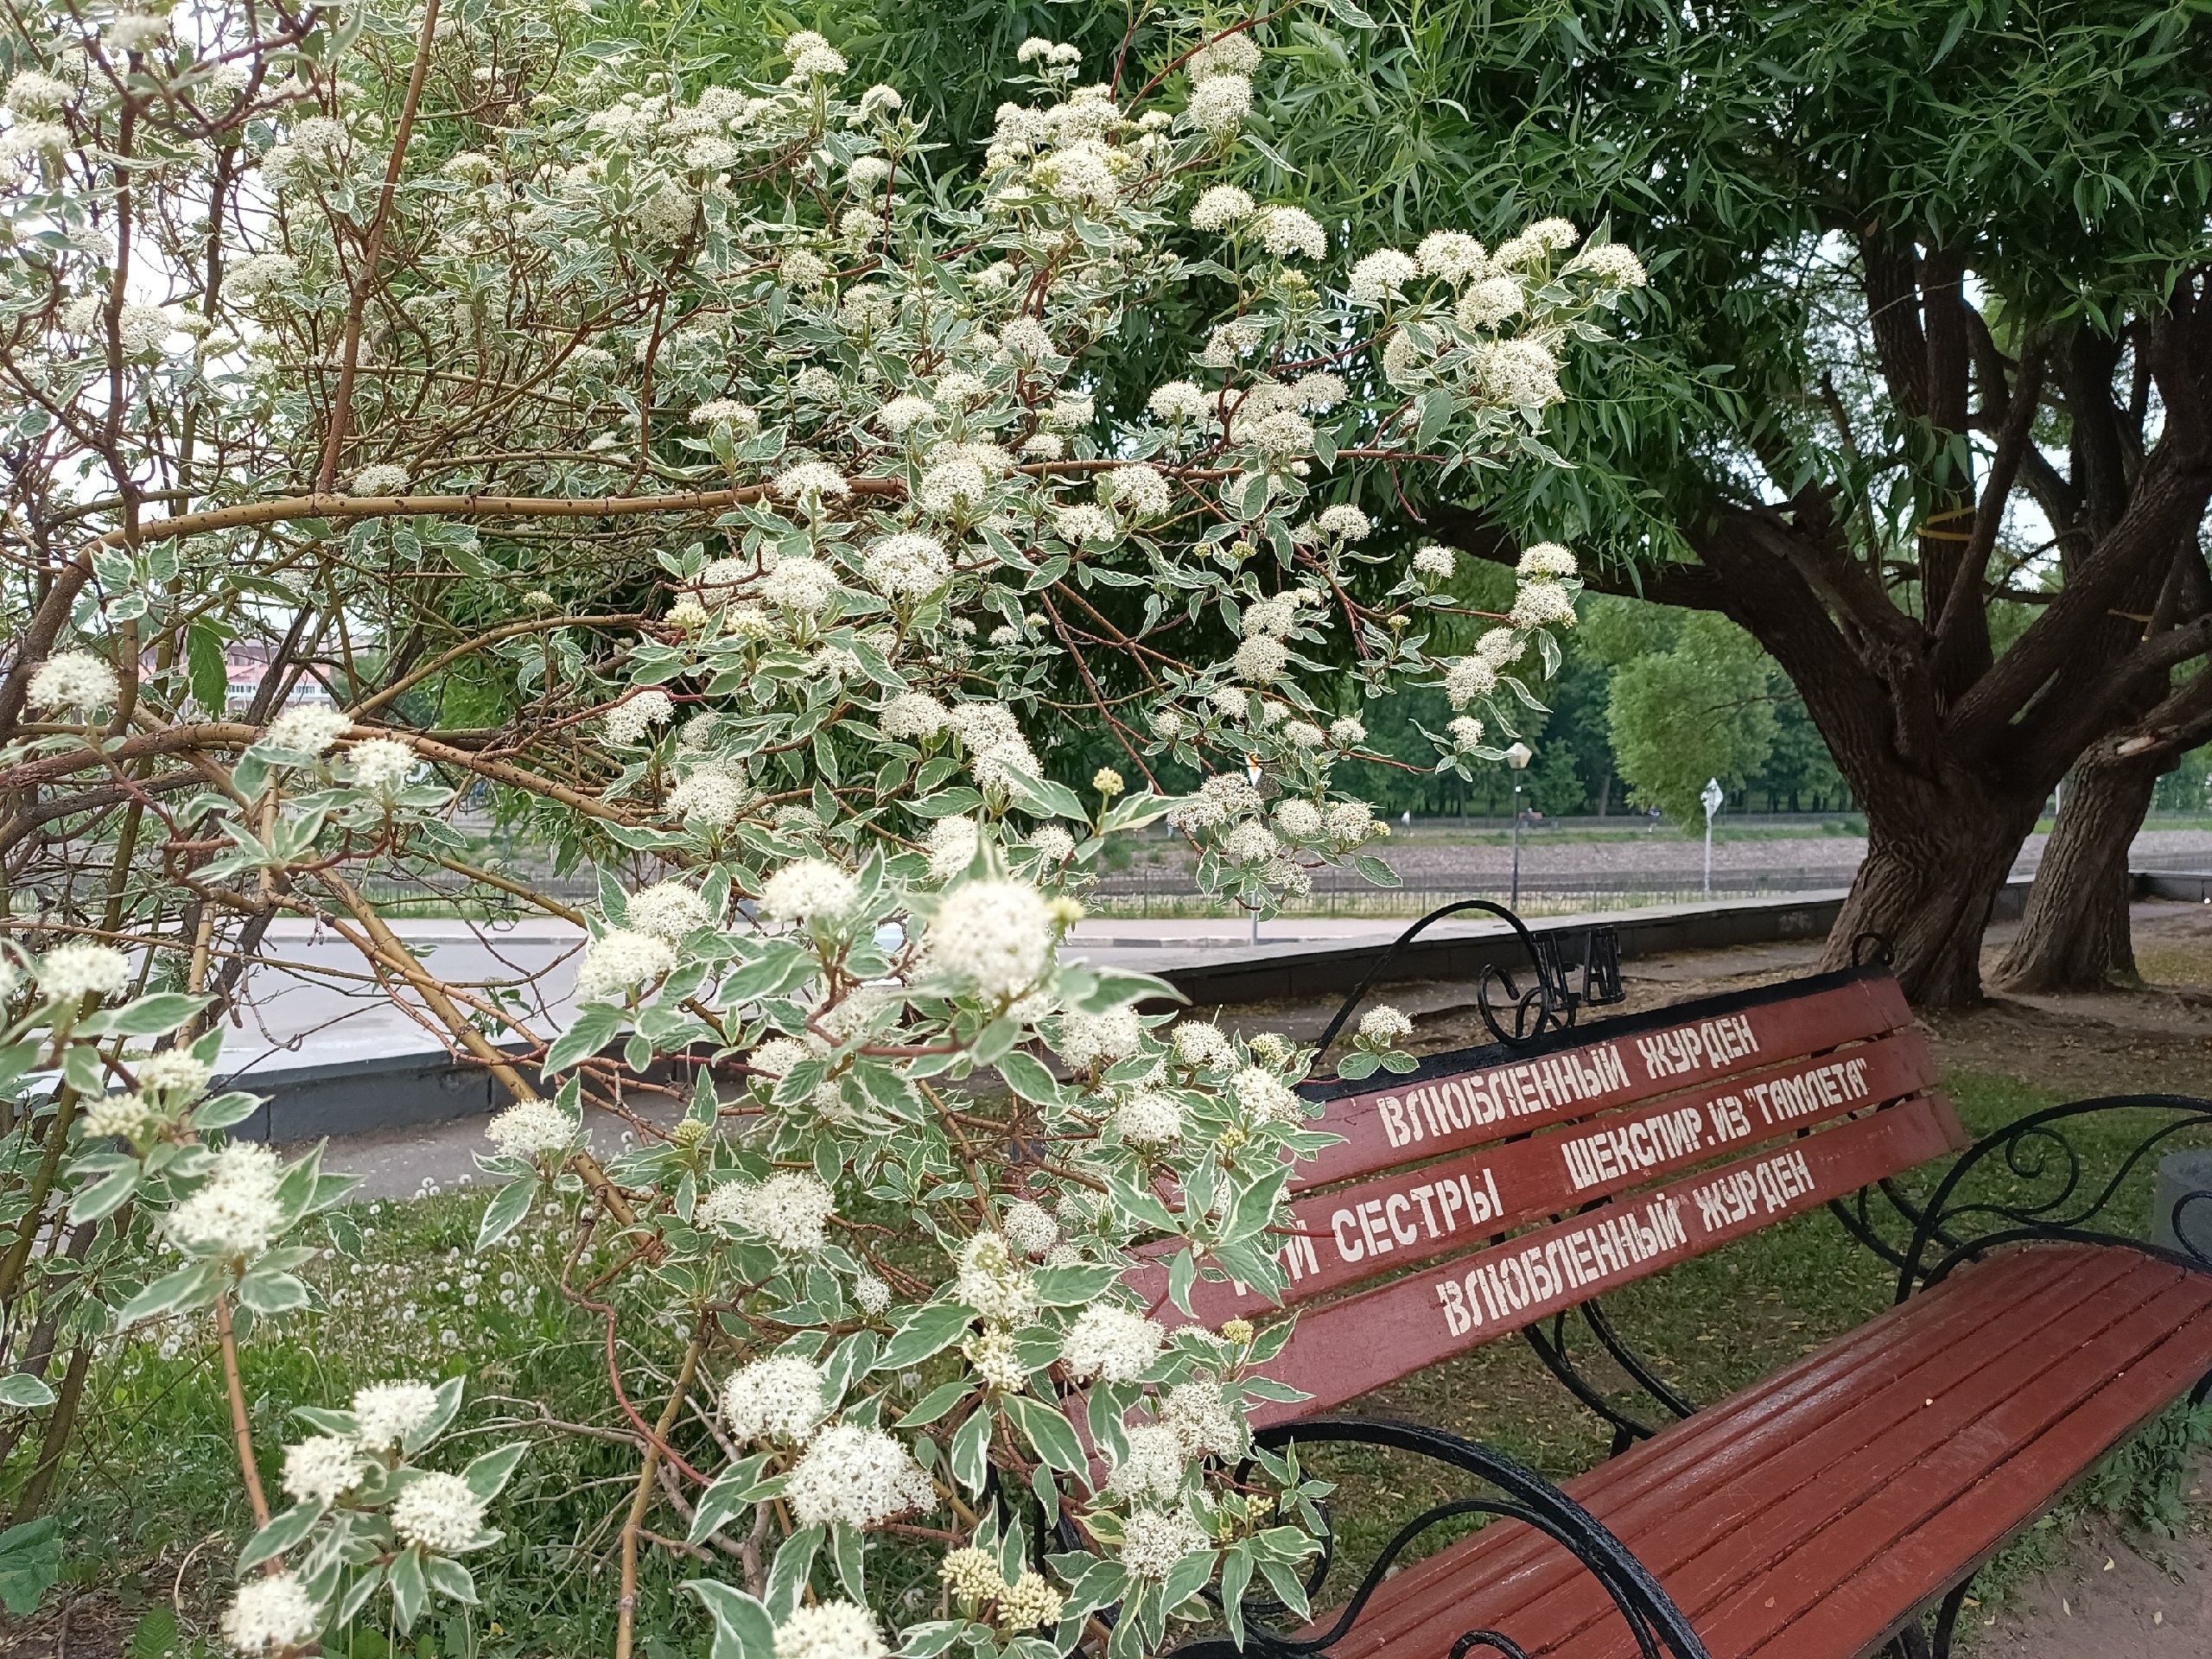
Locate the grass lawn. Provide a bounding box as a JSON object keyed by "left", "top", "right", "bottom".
{"left": 41, "top": 1071, "right": 2212, "bottom": 1658}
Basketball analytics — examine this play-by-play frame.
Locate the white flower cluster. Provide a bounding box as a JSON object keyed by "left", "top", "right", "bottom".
{"left": 391, "top": 1470, "right": 486, "bottom": 1553}
{"left": 775, "top": 1602, "right": 887, "bottom": 1659}
{"left": 574, "top": 928, "right": 677, "bottom": 1002}
{"left": 925, "top": 880, "right": 1053, "bottom": 997}
{"left": 785, "top": 1423, "right": 935, "bottom": 1528}
{"left": 353, "top": 1380, "right": 442, "bottom": 1449}
{"left": 27, "top": 651, "right": 118, "bottom": 717}
{"left": 484, "top": 1099, "right": 576, "bottom": 1159}
{"left": 721, "top": 1355, "right": 827, "bottom": 1442}
{"left": 282, "top": 1433, "right": 366, "bottom": 1506}
{"left": 222, "top": 1573, "right": 321, "bottom": 1655}
{"left": 1358, "top": 1005, "right": 1413, "bottom": 1044}
{"left": 957, "top": 1232, "right": 1041, "bottom": 1325}
{"left": 605, "top": 689, "right": 676, "bottom": 745}
{"left": 265, "top": 704, "right": 351, "bottom": 756}
{"left": 162, "top": 1141, "right": 284, "bottom": 1259}
{"left": 1059, "top": 1302, "right": 1166, "bottom": 1383}
{"left": 698, "top": 1172, "right": 836, "bottom": 1252}
{"left": 35, "top": 942, "right": 130, "bottom": 1003}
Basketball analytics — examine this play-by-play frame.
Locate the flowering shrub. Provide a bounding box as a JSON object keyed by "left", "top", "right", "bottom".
{"left": 0, "top": 0, "right": 1639, "bottom": 1653}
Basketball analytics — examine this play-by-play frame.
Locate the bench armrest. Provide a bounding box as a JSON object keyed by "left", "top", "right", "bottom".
{"left": 1862, "top": 1093, "right": 2212, "bottom": 1299}
{"left": 1168, "top": 1416, "right": 1709, "bottom": 1659}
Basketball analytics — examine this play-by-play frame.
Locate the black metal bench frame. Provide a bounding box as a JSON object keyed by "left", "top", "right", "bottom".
{"left": 1150, "top": 911, "right": 2212, "bottom": 1659}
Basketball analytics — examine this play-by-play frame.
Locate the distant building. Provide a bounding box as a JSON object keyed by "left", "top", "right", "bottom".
{"left": 213, "top": 641, "right": 334, "bottom": 714}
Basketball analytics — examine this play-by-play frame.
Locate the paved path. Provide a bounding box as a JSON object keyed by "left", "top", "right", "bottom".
{"left": 216, "top": 824, "right": 2212, "bottom": 1092}
{"left": 218, "top": 913, "right": 1527, "bottom": 1084}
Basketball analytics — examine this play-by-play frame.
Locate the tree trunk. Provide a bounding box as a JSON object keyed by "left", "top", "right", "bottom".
{"left": 1992, "top": 750, "right": 2158, "bottom": 991}
{"left": 1818, "top": 782, "right": 2041, "bottom": 1006}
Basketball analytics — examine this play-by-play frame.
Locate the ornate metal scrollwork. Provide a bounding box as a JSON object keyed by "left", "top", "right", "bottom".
{"left": 1168, "top": 1417, "right": 1711, "bottom": 1659}
{"left": 1314, "top": 899, "right": 1626, "bottom": 1058}
{"left": 1885, "top": 1093, "right": 2212, "bottom": 1300}
{"left": 1522, "top": 1300, "right": 1698, "bottom": 1455}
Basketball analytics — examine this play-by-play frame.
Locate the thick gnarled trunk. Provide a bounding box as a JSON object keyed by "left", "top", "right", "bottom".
{"left": 1993, "top": 752, "right": 2159, "bottom": 992}
{"left": 1819, "top": 787, "right": 2040, "bottom": 1006}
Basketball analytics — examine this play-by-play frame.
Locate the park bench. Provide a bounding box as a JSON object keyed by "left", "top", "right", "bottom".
{"left": 1129, "top": 928, "right": 2212, "bottom": 1659}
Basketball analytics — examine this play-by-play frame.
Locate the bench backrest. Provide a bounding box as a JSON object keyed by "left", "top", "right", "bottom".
{"left": 1126, "top": 966, "right": 1965, "bottom": 1427}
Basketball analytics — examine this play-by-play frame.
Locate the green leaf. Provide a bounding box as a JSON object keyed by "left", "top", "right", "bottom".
{"left": 1255, "top": 1555, "right": 1311, "bottom": 1622}
{"left": 830, "top": 1521, "right": 866, "bottom": 1600}
{"left": 1335, "top": 1051, "right": 1380, "bottom": 1081}
{"left": 543, "top": 1001, "right": 623, "bottom": 1073}
{"left": 1220, "top": 1544, "right": 1254, "bottom": 1648}
{"left": 683, "top": 1581, "right": 777, "bottom": 1659}
{"left": 405, "top": 1376, "right": 467, "bottom": 1454}
{"left": 474, "top": 1179, "right": 536, "bottom": 1253}
{"left": 1352, "top": 854, "right": 1399, "bottom": 889}
{"left": 238, "top": 1501, "right": 321, "bottom": 1571}
{"left": 461, "top": 1440, "right": 528, "bottom": 1502}
{"left": 0, "top": 1518, "right": 61, "bottom": 1617}
{"left": 722, "top": 942, "right": 821, "bottom": 1002}
{"left": 187, "top": 623, "right": 230, "bottom": 717}
{"left": 995, "top": 1050, "right": 1065, "bottom": 1104}
{"left": 950, "top": 1403, "right": 993, "bottom": 1494}
{"left": 117, "top": 1262, "right": 220, "bottom": 1326}
{"left": 79, "top": 992, "right": 210, "bottom": 1039}
{"left": 899, "top": 1621, "right": 965, "bottom": 1659}
{"left": 388, "top": 1547, "right": 427, "bottom": 1633}
{"left": 423, "top": 1555, "right": 478, "bottom": 1605}
{"left": 874, "top": 1301, "right": 975, "bottom": 1370}
{"left": 1068, "top": 970, "right": 1184, "bottom": 1014}
{"left": 190, "top": 1091, "right": 262, "bottom": 1132}
{"left": 908, "top": 788, "right": 983, "bottom": 818}
{"left": 236, "top": 1268, "right": 308, "bottom": 1314}
{"left": 764, "top": 1526, "right": 821, "bottom": 1623}
{"left": 1101, "top": 791, "right": 1177, "bottom": 833}
{"left": 1032, "top": 1264, "right": 1122, "bottom": 1306}
{"left": 996, "top": 767, "right": 1087, "bottom": 822}
{"left": 1001, "top": 1395, "right": 1085, "bottom": 1475}
{"left": 690, "top": 1453, "right": 780, "bottom": 1543}
{"left": 0, "top": 1375, "right": 54, "bottom": 1410}
{"left": 67, "top": 1163, "right": 141, "bottom": 1225}
{"left": 895, "top": 1378, "right": 973, "bottom": 1429}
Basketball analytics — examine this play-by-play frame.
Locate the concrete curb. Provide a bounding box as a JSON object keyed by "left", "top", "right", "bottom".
{"left": 229, "top": 874, "right": 2067, "bottom": 1141}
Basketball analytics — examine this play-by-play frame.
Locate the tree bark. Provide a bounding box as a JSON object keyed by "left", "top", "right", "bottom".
{"left": 1815, "top": 773, "right": 2040, "bottom": 1005}
{"left": 1992, "top": 750, "right": 2159, "bottom": 992}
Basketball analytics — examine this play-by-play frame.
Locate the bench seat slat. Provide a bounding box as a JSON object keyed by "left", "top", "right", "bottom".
{"left": 1499, "top": 1253, "right": 2193, "bottom": 1657}
{"left": 1301, "top": 975, "right": 1912, "bottom": 1188}
{"left": 1311, "top": 1246, "right": 2137, "bottom": 1652}
{"left": 1253, "top": 1096, "right": 1967, "bottom": 1423}
{"left": 1736, "top": 1267, "right": 2212, "bottom": 1657}
{"left": 1127, "top": 1032, "right": 1936, "bottom": 1328}
{"left": 1300, "top": 1246, "right": 2212, "bottom": 1659}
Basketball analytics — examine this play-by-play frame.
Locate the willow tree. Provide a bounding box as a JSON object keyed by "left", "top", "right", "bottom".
{"left": 1206, "top": 0, "right": 2212, "bottom": 1004}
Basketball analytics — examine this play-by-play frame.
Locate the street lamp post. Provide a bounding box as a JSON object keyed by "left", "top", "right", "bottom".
{"left": 1700, "top": 777, "right": 1725, "bottom": 896}
{"left": 1246, "top": 754, "right": 1264, "bottom": 946}
{"left": 1506, "top": 742, "right": 1534, "bottom": 908}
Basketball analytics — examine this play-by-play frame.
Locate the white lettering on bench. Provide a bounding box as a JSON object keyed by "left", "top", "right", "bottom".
{"left": 1374, "top": 1043, "right": 1633, "bottom": 1148}
{"left": 1744, "top": 1054, "right": 1872, "bottom": 1126}
{"left": 1559, "top": 1103, "right": 1707, "bottom": 1192}
{"left": 1686, "top": 1147, "right": 1816, "bottom": 1232}
{"left": 1328, "top": 1166, "right": 1503, "bottom": 1265}
{"left": 1632, "top": 1013, "right": 1761, "bottom": 1081}
{"left": 1433, "top": 1194, "right": 1688, "bottom": 1336}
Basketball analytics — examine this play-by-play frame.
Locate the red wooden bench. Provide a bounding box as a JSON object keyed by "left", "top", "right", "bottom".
{"left": 1137, "top": 960, "right": 2212, "bottom": 1659}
